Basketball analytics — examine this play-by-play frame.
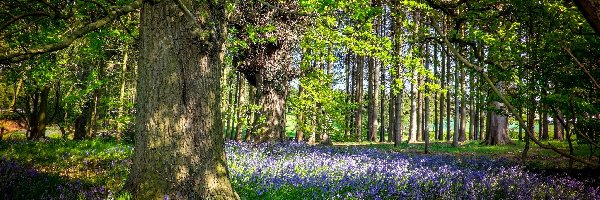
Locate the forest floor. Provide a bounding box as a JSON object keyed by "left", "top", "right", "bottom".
{"left": 0, "top": 136, "right": 599, "bottom": 199}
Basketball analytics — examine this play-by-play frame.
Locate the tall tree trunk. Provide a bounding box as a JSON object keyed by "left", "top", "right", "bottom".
{"left": 296, "top": 84, "right": 304, "bottom": 142}
{"left": 380, "top": 64, "right": 385, "bottom": 143}
{"left": 453, "top": 58, "right": 459, "bottom": 147}
{"left": 225, "top": 73, "right": 234, "bottom": 138}
{"left": 116, "top": 44, "right": 129, "bottom": 140}
{"left": 356, "top": 56, "right": 364, "bottom": 142}
{"left": 126, "top": 1, "right": 238, "bottom": 198}
{"left": 74, "top": 100, "right": 92, "bottom": 140}
{"left": 388, "top": 93, "right": 395, "bottom": 142}
{"left": 246, "top": 85, "right": 259, "bottom": 142}
{"left": 409, "top": 67, "right": 417, "bottom": 143}
{"left": 433, "top": 44, "right": 438, "bottom": 141}
{"left": 438, "top": 43, "right": 446, "bottom": 141}
{"left": 417, "top": 75, "right": 423, "bottom": 142}
{"left": 446, "top": 51, "right": 452, "bottom": 141}
{"left": 235, "top": 75, "right": 246, "bottom": 142}
{"left": 459, "top": 65, "right": 467, "bottom": 142}
{"left": 368, "top": 57, "right": 379, "bottom": 142}
{"left": 469, "top": 72, "right": 475, "bottom": 140}
{"left": 345, "top": 53, "right": 351, "bottom": 137}
{"left": 542, "top": 111, "right": 549, "bottom": 140}
{"left": 424, "top": 44, "right": 430, "bottom": 153}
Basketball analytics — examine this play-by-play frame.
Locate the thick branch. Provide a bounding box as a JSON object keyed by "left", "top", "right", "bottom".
{"left": 431, "top": 15, "right": 600, "bottom": 167}
{"left": 0, "top": 0, "right": 142, "bottom": 64}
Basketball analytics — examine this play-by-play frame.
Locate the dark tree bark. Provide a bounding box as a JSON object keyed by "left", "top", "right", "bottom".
{"left": 469, "top": 72, "right": 475, "bottom": 140}
{"left": 74, "top": 100, "right": 92, "bottom": 140}
{"left": 554, "top": 116, "right": 564, "bottom": 140}
{"left": 424, "top": 44, "right": 430, "bottom": 154}
{"left": 356, "top": 56, "right": 364, "bottom": 142}
{"left": 446, "top": 49, "right": 452, "bottom": 141}
{"left": 459, "top": 67, "right": 467, "bottom": 142}
{"left": 125, "top": 1, "right": 238, "bottom": 199}
{"left": 28, "top": 85, "right": 50, "bottom": 140}
{"left": 452, "top": 57, "right": 459, "bottom": 147}
{"left": 438, "top": 43, "right": 446, "bottom": 141}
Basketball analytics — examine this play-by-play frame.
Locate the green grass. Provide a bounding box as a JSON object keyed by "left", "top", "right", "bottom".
{"left": 0, "top": 138, "right": 132, "bottom": 193}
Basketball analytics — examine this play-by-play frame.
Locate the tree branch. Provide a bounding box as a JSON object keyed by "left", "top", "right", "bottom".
{"left": 563, "top": 46, "right": 600, "bottom": 92}
{"left": 0, "top": 0, "right": 142, "bottom": 64}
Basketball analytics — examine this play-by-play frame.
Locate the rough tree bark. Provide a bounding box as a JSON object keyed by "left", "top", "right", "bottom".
{"left": 125, "top": 0, "right": 238, "bottom": 199}
{"left": 485, "top": 101, "right": 513, "bottom": 145}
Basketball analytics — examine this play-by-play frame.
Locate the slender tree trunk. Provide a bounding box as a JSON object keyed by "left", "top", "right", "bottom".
{"left": 246, "top": 85, "right": 259, "bottom": 142}
{"left": 296, "top": 84, "right": 304, "bottom": 142}
{"left": 409, "top": 67, "right": 417, "bottom": 143}
{"left": 356, "top": 56, "right": 364, "bottom": 142}
{"left": 459, "top": 66, "right": 467, "bottom": 142}
{"left": 345, "top": 53, "right": 351, "bottom": 137}
{"left": 433, "top": 44, "right": 438, "bottom": 141}
{"left": 417, "top": 75, "right": 423, "bottom": 142}
{"left": 469, "top": 72, "right": 475, "bottom": 141}
{"left": 116, "top": 44, "right": 129, "bottom": 140}
{"left": 453, "top": 57, "right": 459, "bottom": 147}
{"left": 446, "top": 52, "right": 452, "bottom": 141}
{"left": 424, "top": 44, "right": 430, "bottom": 153}
{"left": 126, "top": 1, "right": 238, "bottom": 198}
{"left": 388, "top": 93, "right": 395, "bottom": 142}
{"left": 235, "top": 75, "right": 246, "bottom": 142}
{"left": 438, "top": 44, "right": 446, "bottom": 141}
{"left": 225, "top": 73, "right": 234, "bottom": 138}
{"left": 380, "top": 64, "right": 385, "bottom": 143}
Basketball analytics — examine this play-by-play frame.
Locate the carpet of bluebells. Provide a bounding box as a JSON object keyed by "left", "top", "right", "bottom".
{"left": 1, "top": 139, "right": 600, "bottom": 199}
{"left": 226, "top": 141, "right": 600, "bottom": 199}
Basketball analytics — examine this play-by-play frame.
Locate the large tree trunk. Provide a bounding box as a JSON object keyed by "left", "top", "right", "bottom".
{"left": 29, "top": 85, "right": 50, "bottom": 140}
{"left": 554, "top": 116, "right": 564, "bottom": 140}
{"left": 126, "top": 1, "right": 238, "bottom": 199}
{"left": 485, "top": 102, "right": 513, "bottom": 145}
